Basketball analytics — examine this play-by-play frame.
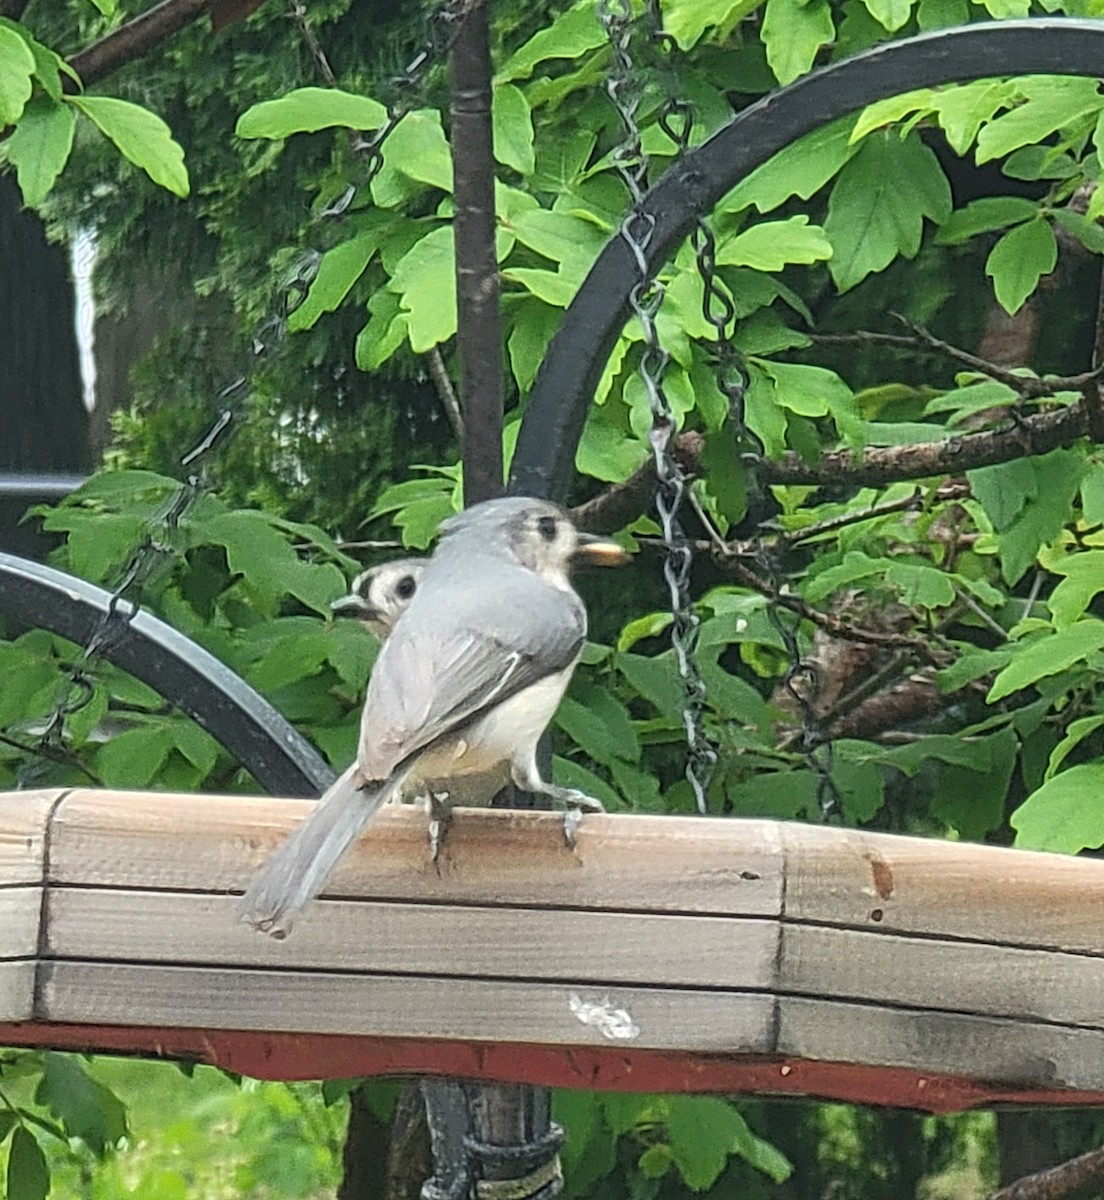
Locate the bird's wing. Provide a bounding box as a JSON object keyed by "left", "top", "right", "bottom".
{"left": 358, "top": 575, "right": 584, "bottom": 780}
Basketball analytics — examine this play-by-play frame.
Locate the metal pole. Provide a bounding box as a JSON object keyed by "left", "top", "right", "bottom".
{"left": 451, "top": 0, "right": 504, "bottom": 505}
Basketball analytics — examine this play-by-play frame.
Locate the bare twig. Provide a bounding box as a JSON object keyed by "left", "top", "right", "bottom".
{"left": 811, "top": 316, "right": 1104, "bottom": 400}
{"left": 69, "top": 0, "right": 221, "bottom": 87}
{"left": 786, "top": 482, "right": 970, "bottom": 547}
{"left": 287, "top": 0, "right": 338, "bottom": 87}
{"left": 0, "top": 732, "right": 101, "bottom": 785}
{"left": 710, "top": 553, "right": 952, "bottom": 666}
{"left": 987, "top": 1141, "right": 1104, "bottom": 1200}
{"left": 953, "top": 585, "right": 1009, "bottom": 641}
{"left": 426, "top": 347, "right": 465, "bottom": 442}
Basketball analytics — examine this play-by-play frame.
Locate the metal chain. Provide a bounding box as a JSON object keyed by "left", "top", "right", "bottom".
{"left": 597, "top": 0, "right": 717, "bottom": 815}
{"left": 612, "top": 2, "right": 843, "bottom": 823}
{"left": 14, "top": 6, "right": 458, "bottom": 788}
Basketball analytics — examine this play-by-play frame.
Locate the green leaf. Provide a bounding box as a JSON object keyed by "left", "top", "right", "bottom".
{"left": 1012, "top": 763, "right": 1104, "bottom": 852}
{"left": 1047, "top": 552, "right": 1104, "bottom": 628}
{"left": 666, "top": 1097, "right": 750, "bottom": 1191}
{"left": 556, "top": 683, "right": 640, "bottom": 764}
{"left": 1046, "top": 714, "right": 1104, "bottom": 780}
{"left": 1052, "top": 208, "right": 1104, "bottom": 256}
{"left": 96, "top": 725, "right": 177, "bottom": 787}
{"left": 988, "top": 621, "right": 1104, "bottom": 702}
{"left": 969, "top": 449, "right": 1082, "bottom": 585}
{"left": 68, "top": 95, "right": 189, "bottom": 197}
{"left": 716, "top": 215, "right": 832, "bottom": 271}
{"left": 0, "top": 23, "right": 34, "bottom": 124}
{"left": 752, "top": 360, "right": 860, "bottom": 444}
{"left": 6, "top": 97, "right": 75, "bottom": 208}
{"left": 35, "top": 1053, "right": 127, "bottom": 1156}
{"left": 236, "top": 87, "right": 386, "bottom": 138}
{"left": 497, "top": 1, "right": 607, "bottom": 82}
{"left": 932, "top": 79, "right": 1017, "bottom": 155}
{"left": 874, "top": 734, "right": 990, "bottom": 776}
{"left": 1082, "top": 462, "right": 1104, "bottom": 524}
{"left": 662, "top": 0, "right": 760, "bottom": 48}
{"left": 860, "top": 0, "right": 915, "bottom": 32}
{"left": 931, "top": 726, "right": 1017, "bottom": 840}
{"left": 616, "top": 651, "right": 684, "bottom": 721}
{"left": 372, "top": 110, "right": 453, "bottom": 202}
{"left": 388, "top": 225, "right": 457, "bottom": 351}
{"left": 761, "top": 0, "right": 834, "bottom": 85}
{"left": 551, "top": 756, "right": 624, "bottom": 811}
{"left": 975, "top": 77, "right": 1103, "bottom": 164}
{"left": 986, "top": 219, "right": 1056, "bottom": 316}
{"left": 851, "top": 88, "right": 936, "bottom": 142}
{"left": 87, "top": 0, "right": 116, "bottom": 13}
{"left": 825, "top": 132, "right": 951, "bottom": 291}
{"left": 508, "top": 207, "right": 605, "bottom": 272}
{"left": 721, "top": 117, "right": 858, "bottom": 215}
{"left": 502, "top": 268, "right": 576, "bottom": 307}
{"left": 288, "top": 228, "right": 378, "bottom": 332}
{"left": 936, "top": 196, "right": 1038, "bottom": 244}
{"left": 7, "top": 1126, "right": 48, "bottom": 1200}
{"left": 493, "top": 83, "right": 534, "bottom": 175}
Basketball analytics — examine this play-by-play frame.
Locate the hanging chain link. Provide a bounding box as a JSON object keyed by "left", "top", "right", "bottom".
{"left": 597, "top": 0, "right": 716, "bottom": 815}
{"left": 15, "top": 6, "right": 459, "bottom": 788}
{"left": 601, "top": 0, "right": 842, "bottom": 823}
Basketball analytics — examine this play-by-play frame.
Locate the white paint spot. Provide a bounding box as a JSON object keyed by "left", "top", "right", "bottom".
{"left": 569, "top": 993, "right": 640, "bottom": 1041}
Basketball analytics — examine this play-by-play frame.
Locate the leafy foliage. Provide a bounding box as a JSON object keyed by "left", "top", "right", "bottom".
{"left": 6, "top": 0, "right": 1104, "bottom": 1195}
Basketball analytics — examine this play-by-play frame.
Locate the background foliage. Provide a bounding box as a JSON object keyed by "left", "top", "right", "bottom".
{"left": 4, "top": 0, "right": 1104, "bottom": 1194}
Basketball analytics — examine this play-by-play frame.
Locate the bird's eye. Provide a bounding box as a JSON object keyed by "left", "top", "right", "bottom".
{"left": 395, "top": 575, "right": 416, "bottom": 600}
{"left": 536, "top": 516, "right": 558, "bottom": 542}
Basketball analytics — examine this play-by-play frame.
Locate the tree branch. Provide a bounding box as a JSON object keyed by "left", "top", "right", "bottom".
{"left": 756, "top": 403, "right": 1091, "bottom": 487}
{"left": 571, "top": 432, "right": 703, "bottom": 532}
{"left": 426, "top": 348, "right": 465, "bottom": 442}
{"left": 69, "top": 0, "right": 222, "bottom": 88}
{"left": 811, "top": 315, "right": 1103, "bottom": 400}
{"left": 988, "top": 1141, "right": 1104, "bottom": 1200}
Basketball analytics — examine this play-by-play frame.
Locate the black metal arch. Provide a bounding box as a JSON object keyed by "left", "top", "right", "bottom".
{"left": 509, "top": 17, "right": 1104, "bottom": 501}
{"left": 0, "top": 553, "right": 334, "bottom": 797}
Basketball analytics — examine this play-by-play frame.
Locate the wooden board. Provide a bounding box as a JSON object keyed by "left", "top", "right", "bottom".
{"left": 5, "top": 786, "right": 1104, "bottom": 1109}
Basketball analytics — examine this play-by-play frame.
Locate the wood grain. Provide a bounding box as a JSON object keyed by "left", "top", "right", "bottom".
{"left": 45, "top": 889, "right": 780, "bottom": 990}
{"left": 778, "top": 996, "right": 1104, "bottom": 1093}
{"left": 0, "top": 887, "right": 42, "bottom": 960}
{"left": 0, "top": 791, "right": 64, "bottom": 883}
{"left": 49, "top": 791, "right": 785, "bottom": 916}
{"left": 39, "top": 962, "right": 778, "bottom": 1052}
{"left": 781, "top": 822, "right": 1104, "bottom": 953}
{"left": 0, "top": 961, "right": 34, "bottom": 1022}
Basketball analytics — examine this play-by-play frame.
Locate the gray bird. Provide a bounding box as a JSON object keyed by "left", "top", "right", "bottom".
{"left": 330, "top": 558, "right": 424, "bottom": 641}
{"left": 239, "top": 496, "right": 627, "bottom": 936}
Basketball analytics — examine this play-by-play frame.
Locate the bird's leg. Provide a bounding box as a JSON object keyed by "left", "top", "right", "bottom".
{"left": 510, "top": 761, "right": 604, "bottom": 849}
{"left": 427, "top": 790, "right": 453, "bottom": 862}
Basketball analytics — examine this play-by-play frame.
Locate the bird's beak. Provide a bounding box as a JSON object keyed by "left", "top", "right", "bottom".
{"left": 331, "top": 594, "right": 381, "bottom": 622}
{"left": 573, "top": 532, "right": 631, "bottom": 566}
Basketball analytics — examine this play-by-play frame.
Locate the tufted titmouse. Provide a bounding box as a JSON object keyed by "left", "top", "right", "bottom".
{"left": 330, "top": 558, "right": 425, "bottom": 640}
{"left": 239, "top": 496, "right": 627, "bottom": 936}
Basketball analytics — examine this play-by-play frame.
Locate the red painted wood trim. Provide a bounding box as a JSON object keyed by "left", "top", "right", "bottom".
{"left": 3, "top": 1022, "right": 1104, "bottom": 1113}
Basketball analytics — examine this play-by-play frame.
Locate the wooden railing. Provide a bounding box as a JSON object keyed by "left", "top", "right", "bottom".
{"left": 3, "top": 788, "right": 1103, "bottom": 1113}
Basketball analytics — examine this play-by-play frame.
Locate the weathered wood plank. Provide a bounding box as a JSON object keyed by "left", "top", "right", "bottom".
{"left": 0, "top": 887, "right": 42, "bottom": 961}
{"left": 781, "top": 823, "right": 1104, "bottom": 953}
{"left": 49, "top": 791, "right": 784, "bottom": 916}
{"left": 781, "top": 925, "right": 1104, "bottom": 1030}
{"left": 45, "top": 889, "right": 781, "bottom": 989}
{"left": 0, "top": 791, "right": 63, "bottom": 884}
{"left": 0, "top": 961, "right": 35, "bottom": 1022}
{"left": 778, "top": 996, "right": 1104, "bottom": 1094}
{"left": 38, "top": 962, "right": 778, "bottom": 1053}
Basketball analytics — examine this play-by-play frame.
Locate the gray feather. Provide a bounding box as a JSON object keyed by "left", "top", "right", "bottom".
{"left": 237, "top": 764, "right": 397, "bottom": 937}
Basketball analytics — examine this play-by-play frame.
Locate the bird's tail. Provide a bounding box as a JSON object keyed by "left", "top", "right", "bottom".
{"left": 238, "top": 763, "right": 397, "bottom": 937}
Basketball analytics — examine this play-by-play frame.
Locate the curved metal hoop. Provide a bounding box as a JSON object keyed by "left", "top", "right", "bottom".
{"left": 510, "top": 17, "right": 1104, "bottom": 500}
{"left": 0, "top": 553, "right": 334, "bottom": 797}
